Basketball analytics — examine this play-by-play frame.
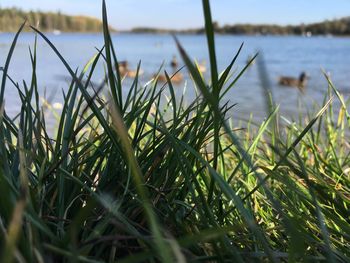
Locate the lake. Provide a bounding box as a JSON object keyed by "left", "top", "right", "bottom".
{"left": 1, "top": 32, "right": 350, "bottom": 123}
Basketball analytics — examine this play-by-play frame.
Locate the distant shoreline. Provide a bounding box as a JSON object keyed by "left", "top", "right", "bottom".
{"left": 2, "top": 31, "right": 350, "bottom": 38}
{"left": 119, "top": 31, "right": 349, "bottom": 37}
{"left": 125, "top": 17, "right": 350, "bottom": 37}
{"left": 1, "top": 7, "right": 350, "bottom": 36}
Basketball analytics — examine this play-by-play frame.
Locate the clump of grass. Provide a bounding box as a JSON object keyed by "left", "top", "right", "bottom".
{"left": 0, "top": 0, "right": 349, "bottom": 262}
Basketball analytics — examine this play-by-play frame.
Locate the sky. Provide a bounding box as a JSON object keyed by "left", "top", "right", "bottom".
{"left": 1, "top": 0, "right": 350, "bottom": 30}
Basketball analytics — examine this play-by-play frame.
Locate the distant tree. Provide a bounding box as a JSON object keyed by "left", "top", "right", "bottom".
{"left": 56, "top": 12, "right": 67, "bottom": 31}
{"left": 0, "top": 8, "right": 107, "bottom": 32}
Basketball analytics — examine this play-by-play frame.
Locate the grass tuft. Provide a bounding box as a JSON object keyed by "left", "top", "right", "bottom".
{"left": 0, "top": 1, "right": 349, "bottom": 262}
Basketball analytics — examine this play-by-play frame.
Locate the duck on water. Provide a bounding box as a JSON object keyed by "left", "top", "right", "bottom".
{"left": 116, "top": 61, "right": 144, "bottom": 78}
{"left": 278, "top": 72, "right": 309, "bottom": 89}
{"left": 153, "top": 72, "right": 184, "bottom": 84}
{"left": 153, "top": 56, "right": 184, "bottom": 84}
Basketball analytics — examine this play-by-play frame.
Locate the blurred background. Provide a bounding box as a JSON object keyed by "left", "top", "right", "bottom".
{"left": 1, "top": 0, "right": 350, "bottom": 121}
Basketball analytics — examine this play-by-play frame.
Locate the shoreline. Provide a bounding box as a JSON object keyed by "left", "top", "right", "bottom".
{"left": 1, "top": 31, "right": 349, "bottom": 38}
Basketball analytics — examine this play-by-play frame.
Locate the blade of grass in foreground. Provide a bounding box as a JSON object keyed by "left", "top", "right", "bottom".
{"left": 242, "top": 97, "right": 333, "bottom": 203}
{"left": 102, "top": 0, "right": 122, "bottom": 110}
{"left": 227, "top": 105, "right": 279, "bottom": 184}
{"left": 324, "top": 71, "right": 350, "bottom": 126}
{"left": 109, "top": 100, "right": 175, "bottom": 263}
{"left": 175, "top": 20, "right": 278, "bottom": 263}
{"left": 292, "top": 149, "right": 336, "bottom": 263}
{"left": 1, "top": 130, "right": 28, "bottom": 263}
{"left": 30, "top": 23, "right": 177, "bottom": 261}
{"left": 0, "top": 22, "right": 26, "bottom": 106}
{"left": 201, "top": 0, "right": 225, "bottom": 205}
{"left": 202, "top": 0, "right": 218, "bottom": 89}
{"left": 0, "top": 23, "right": 26, "bottom": 228}
{"left": 29, "top": 26, "right": 119, "bottom": 148}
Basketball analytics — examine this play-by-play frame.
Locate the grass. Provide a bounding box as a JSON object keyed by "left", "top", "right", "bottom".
{"left": 0, "top": 0, "right": 349, "bottom": 262}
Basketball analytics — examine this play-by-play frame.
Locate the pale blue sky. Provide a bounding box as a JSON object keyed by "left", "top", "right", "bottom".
{"left": 1, "top": 0, "right": 350, "bottom": 30}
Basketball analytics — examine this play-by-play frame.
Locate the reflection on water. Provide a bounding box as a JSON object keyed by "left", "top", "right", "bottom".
{"left": 1, "top": 32, "right": 349, "bottom": 123}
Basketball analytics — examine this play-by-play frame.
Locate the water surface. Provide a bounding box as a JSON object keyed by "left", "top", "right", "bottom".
{"left": 1, "top": 32, "right": 349, "bottom": 123}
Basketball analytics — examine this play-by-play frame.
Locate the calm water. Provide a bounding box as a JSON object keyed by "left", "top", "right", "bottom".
{"left": 1, "top": 32, "right": 350, "bottom": 122}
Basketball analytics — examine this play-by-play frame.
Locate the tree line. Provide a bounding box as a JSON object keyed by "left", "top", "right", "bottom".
{"left": 211, "top": 18, "right": 350, "bottom": 35}
{"left": 0, "top": 8, "right": 109, "bottom": 32}
{"left": 131, "top": 18, "right": 350, "bottom": 36}
{"left": 2, "top": 7, "right": 350, "bottom": 36}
